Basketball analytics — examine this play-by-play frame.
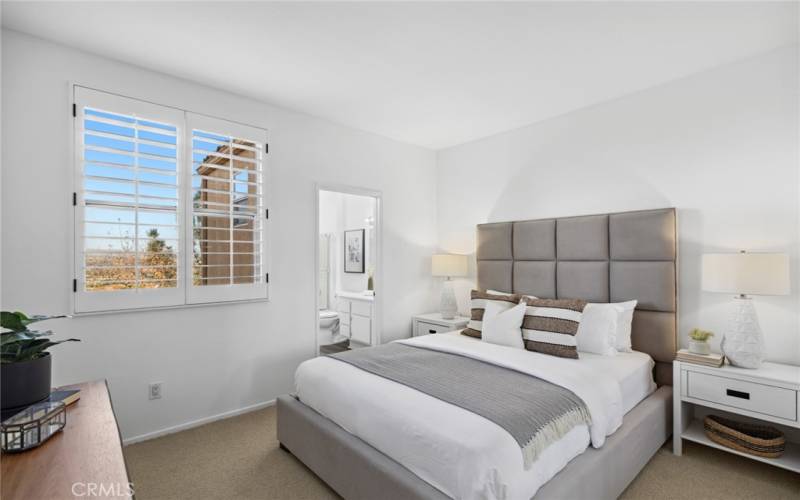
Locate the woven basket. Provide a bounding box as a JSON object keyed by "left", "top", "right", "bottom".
{"left": 704, "top": 415, "right": 785, "bottom": 458}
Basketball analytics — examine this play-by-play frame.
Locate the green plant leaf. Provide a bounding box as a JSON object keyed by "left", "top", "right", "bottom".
{"left": 1, "top": 342, "right": 23, "bottom": 360}
{"left": 1, "top": 331, "right": 49, "bottom": 347}
{"left": 0, "top": 332, "right": 30, "bottom": 346}
{"left": 21, "top": 314, "right": 68, "bottom": 326}
{"left": 1, "top": 311, "right": 67, "bottom": 332}
{"left": 0, "top": 312, "right": 76, "bottom": 363}
{"left": 0, "top": 330, "right": 52, "bottom": 343}
{"left": 12, "top": 338, "right": 52, "bottom": 361}
{"left": 688, "top": 328, "right": 714, "bottom": 341}
{"left": 1, "top": 311, "right": 26, "bottom": 332}
{"left": 11, "top": 338, "right": 80, "bottom": 363}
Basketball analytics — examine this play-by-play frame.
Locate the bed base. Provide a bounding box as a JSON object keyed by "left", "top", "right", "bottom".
{"left": 277, "top": 394, "right": 448, "bottom": 500}
{"left": 277, "top": 386, "right": 672, "bottom": 500}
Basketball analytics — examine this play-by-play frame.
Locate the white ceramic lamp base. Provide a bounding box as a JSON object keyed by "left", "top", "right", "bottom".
{"left": 721, "top": 296, "right": 765, "bottom": 369}
{"left": 440, "top": 279, "right": 458, "bottom": 320}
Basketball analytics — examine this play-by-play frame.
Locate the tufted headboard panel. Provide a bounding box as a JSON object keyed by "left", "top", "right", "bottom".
{"left": 476, "top": 208, "right": 677, "bottom": 385}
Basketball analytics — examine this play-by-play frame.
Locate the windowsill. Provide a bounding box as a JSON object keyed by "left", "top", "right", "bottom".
{"left": 71, "top": 297, "right": 270, "bottom": 317}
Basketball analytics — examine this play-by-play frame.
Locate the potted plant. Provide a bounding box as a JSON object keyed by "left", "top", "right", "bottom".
{"left": 366, "top": 265, "right": 375, "bottom": 294}
{"left": 1, "top": 312, "right": 78, "bottom": 418}
{"left": 688, "top": 328, "right": 714, "bottom": 355}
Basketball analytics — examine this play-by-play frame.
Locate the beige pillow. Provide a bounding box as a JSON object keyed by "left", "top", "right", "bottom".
{"left": 520, "top": 297, "right": 587, "bottom": 359}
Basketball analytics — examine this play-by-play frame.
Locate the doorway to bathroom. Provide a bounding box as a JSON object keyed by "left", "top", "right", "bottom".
{"left": 315, "top": 185, "right": 381, "bottom": 356}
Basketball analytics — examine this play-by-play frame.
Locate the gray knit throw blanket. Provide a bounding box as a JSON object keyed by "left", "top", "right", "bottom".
{"left": 329, "top": 343, "right": 591, "bottom": 469}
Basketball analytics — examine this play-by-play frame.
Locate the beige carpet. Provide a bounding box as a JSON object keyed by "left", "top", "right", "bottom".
{"left": 125, "top": 405, "right": 799, "bottom": 499}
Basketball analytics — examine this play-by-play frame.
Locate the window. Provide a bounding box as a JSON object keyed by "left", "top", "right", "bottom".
{"left": 73, "top": 87, "right": 268, "bottom": 313}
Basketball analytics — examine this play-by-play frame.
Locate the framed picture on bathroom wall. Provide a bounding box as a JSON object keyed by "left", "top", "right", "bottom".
{"left": 344, "top": 229, "right": 365, "bottom": 273}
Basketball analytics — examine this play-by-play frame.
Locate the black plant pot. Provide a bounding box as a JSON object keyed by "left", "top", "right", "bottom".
{"left": 1, "top": 353, "right": 51, "bottom": 420}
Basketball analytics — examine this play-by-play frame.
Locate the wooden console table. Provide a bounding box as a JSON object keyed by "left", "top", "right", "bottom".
{"left": 1, "top": 380, "right": 132, "bottom": 499}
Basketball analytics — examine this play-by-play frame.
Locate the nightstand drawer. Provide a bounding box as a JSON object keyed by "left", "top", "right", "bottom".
{"left": 687, "top": 371, "right": 797, "bottom": 421}
{"left": 416, "top": 321, "right": 454, "bottom": 336}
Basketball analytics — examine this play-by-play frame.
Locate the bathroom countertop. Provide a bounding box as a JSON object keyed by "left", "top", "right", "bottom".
{"left": 336, "top": 291, "right": 375, "bottom": 302}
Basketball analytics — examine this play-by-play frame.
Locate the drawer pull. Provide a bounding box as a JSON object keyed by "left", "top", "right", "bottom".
{"left": 726, "top": 389, "right": 750, "bottom": 400}
{"left": 428, "top": 329, "right": 437, "bottom": 334}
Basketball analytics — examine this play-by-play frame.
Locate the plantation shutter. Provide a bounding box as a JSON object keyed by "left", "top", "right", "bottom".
{"left": 185, "top": 112, "right": 269, "bottom": 304}
{"left": 73, "top": 87, "right": 269, "bottom": 313}
{"left": 74, "top": 87, "right": 186, "bottom": 312}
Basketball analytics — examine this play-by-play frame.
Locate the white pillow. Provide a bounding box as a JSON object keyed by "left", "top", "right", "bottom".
{"left": 575, "top": 303, "right": 621, "bottom": 356}
{"left": 481, "top": 300, "right": 526, "bottom": 349}
{"left": 614, "top": 300, "right": 638, "bottom": 352}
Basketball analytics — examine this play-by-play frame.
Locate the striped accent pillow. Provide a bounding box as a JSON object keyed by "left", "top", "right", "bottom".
{"left": 521, "top": 298, "right": 587, "bottom": 359}
{"left": 461, "top": 290, "right": 521, "bottom": 339}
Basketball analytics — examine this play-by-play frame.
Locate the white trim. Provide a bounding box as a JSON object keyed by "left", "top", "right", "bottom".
{"left": 314, "top": 183, "right": 383, "bottom": 358}
{"left": 69, "top": 82, "right": 78, "bottom": 316}
{"left": 122, "top": 399, "right": 275, "bottom": 445}
{"left": 71, "top": 296, "right": 269, "bottom": 317}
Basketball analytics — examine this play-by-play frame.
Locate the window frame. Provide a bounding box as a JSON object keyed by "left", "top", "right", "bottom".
{"left": 72, "top": 85, "right": 269, "bottom": 314}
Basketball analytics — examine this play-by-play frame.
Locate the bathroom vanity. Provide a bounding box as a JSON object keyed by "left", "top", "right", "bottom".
{"left": 335, "top": 292, "right": 375, "bottom": 346}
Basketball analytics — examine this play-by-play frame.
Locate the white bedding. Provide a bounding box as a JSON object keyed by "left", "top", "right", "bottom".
{"left": 575, "top": 350, "right": 656, "bottom": 414}
{"left": 295, "top": 332, "right": 655, "bottom": 500}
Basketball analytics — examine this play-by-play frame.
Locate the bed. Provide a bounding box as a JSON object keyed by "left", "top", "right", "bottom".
{"left": 278, "top": 208, "right": 677, "bottom": 499}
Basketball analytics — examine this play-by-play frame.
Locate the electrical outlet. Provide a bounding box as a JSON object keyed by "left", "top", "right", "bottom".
{"left": 149, "top": 382, "right": 163, "bottom": 400}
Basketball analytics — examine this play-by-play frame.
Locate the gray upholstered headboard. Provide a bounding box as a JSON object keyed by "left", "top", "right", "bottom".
{"left": 476, "top": 208, "right": 677, "bottom": 386}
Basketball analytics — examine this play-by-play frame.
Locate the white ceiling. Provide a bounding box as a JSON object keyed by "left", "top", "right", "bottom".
{"left": 3, "top": 2, "right": 797, "bottom": 149}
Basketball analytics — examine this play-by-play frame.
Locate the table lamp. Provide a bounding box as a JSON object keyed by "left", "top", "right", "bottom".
{"left": 702, "top": 251, "right": 790, "bottom": 368}
{"left": 432, "top": 254, "right": 468, "bottom": 319}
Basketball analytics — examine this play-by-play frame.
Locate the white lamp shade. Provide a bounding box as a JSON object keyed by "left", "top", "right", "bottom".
{"left": 702, "top": 252, "right": 790, "bottom": 296}
{"left": 432, "top": 254, "right": 468, "bottom": 277}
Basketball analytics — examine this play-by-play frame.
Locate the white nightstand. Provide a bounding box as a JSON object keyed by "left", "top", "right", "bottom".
{"left": 412, "top": 313, "right": 469, "bottom": 337}
{"left": 673, "top": 360, "right": 800, "bottom": 473}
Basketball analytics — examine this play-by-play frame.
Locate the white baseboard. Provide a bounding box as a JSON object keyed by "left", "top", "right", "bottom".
{"left": 122, "top": 399, "right": 276, "bottom": 445}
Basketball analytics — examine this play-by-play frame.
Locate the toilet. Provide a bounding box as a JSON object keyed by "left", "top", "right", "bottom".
{"left": 319, "top": 310, "right": 339, "bottom": 330}
{"left": 319, "top": 310, "right": 346, "bottom": 349}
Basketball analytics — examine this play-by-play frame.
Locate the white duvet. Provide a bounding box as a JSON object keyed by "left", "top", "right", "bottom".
{"left": 295, "top": 333, "right": 638, "bottom": 500}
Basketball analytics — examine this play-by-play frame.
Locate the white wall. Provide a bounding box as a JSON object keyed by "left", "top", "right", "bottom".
{"left": 1, "top": 30, "right": 438, "bottom": 440}
{"left": 339, "top": 194, "right": 376, "bottom": 293}
{"left": 319, "top": 191, "right": 342, "bottom": 238}
{"left": 437, "top": 45, "right": 800, "bottom": 365}
{"left": 318, "top": 190, "right": 377, "bottom": 294}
